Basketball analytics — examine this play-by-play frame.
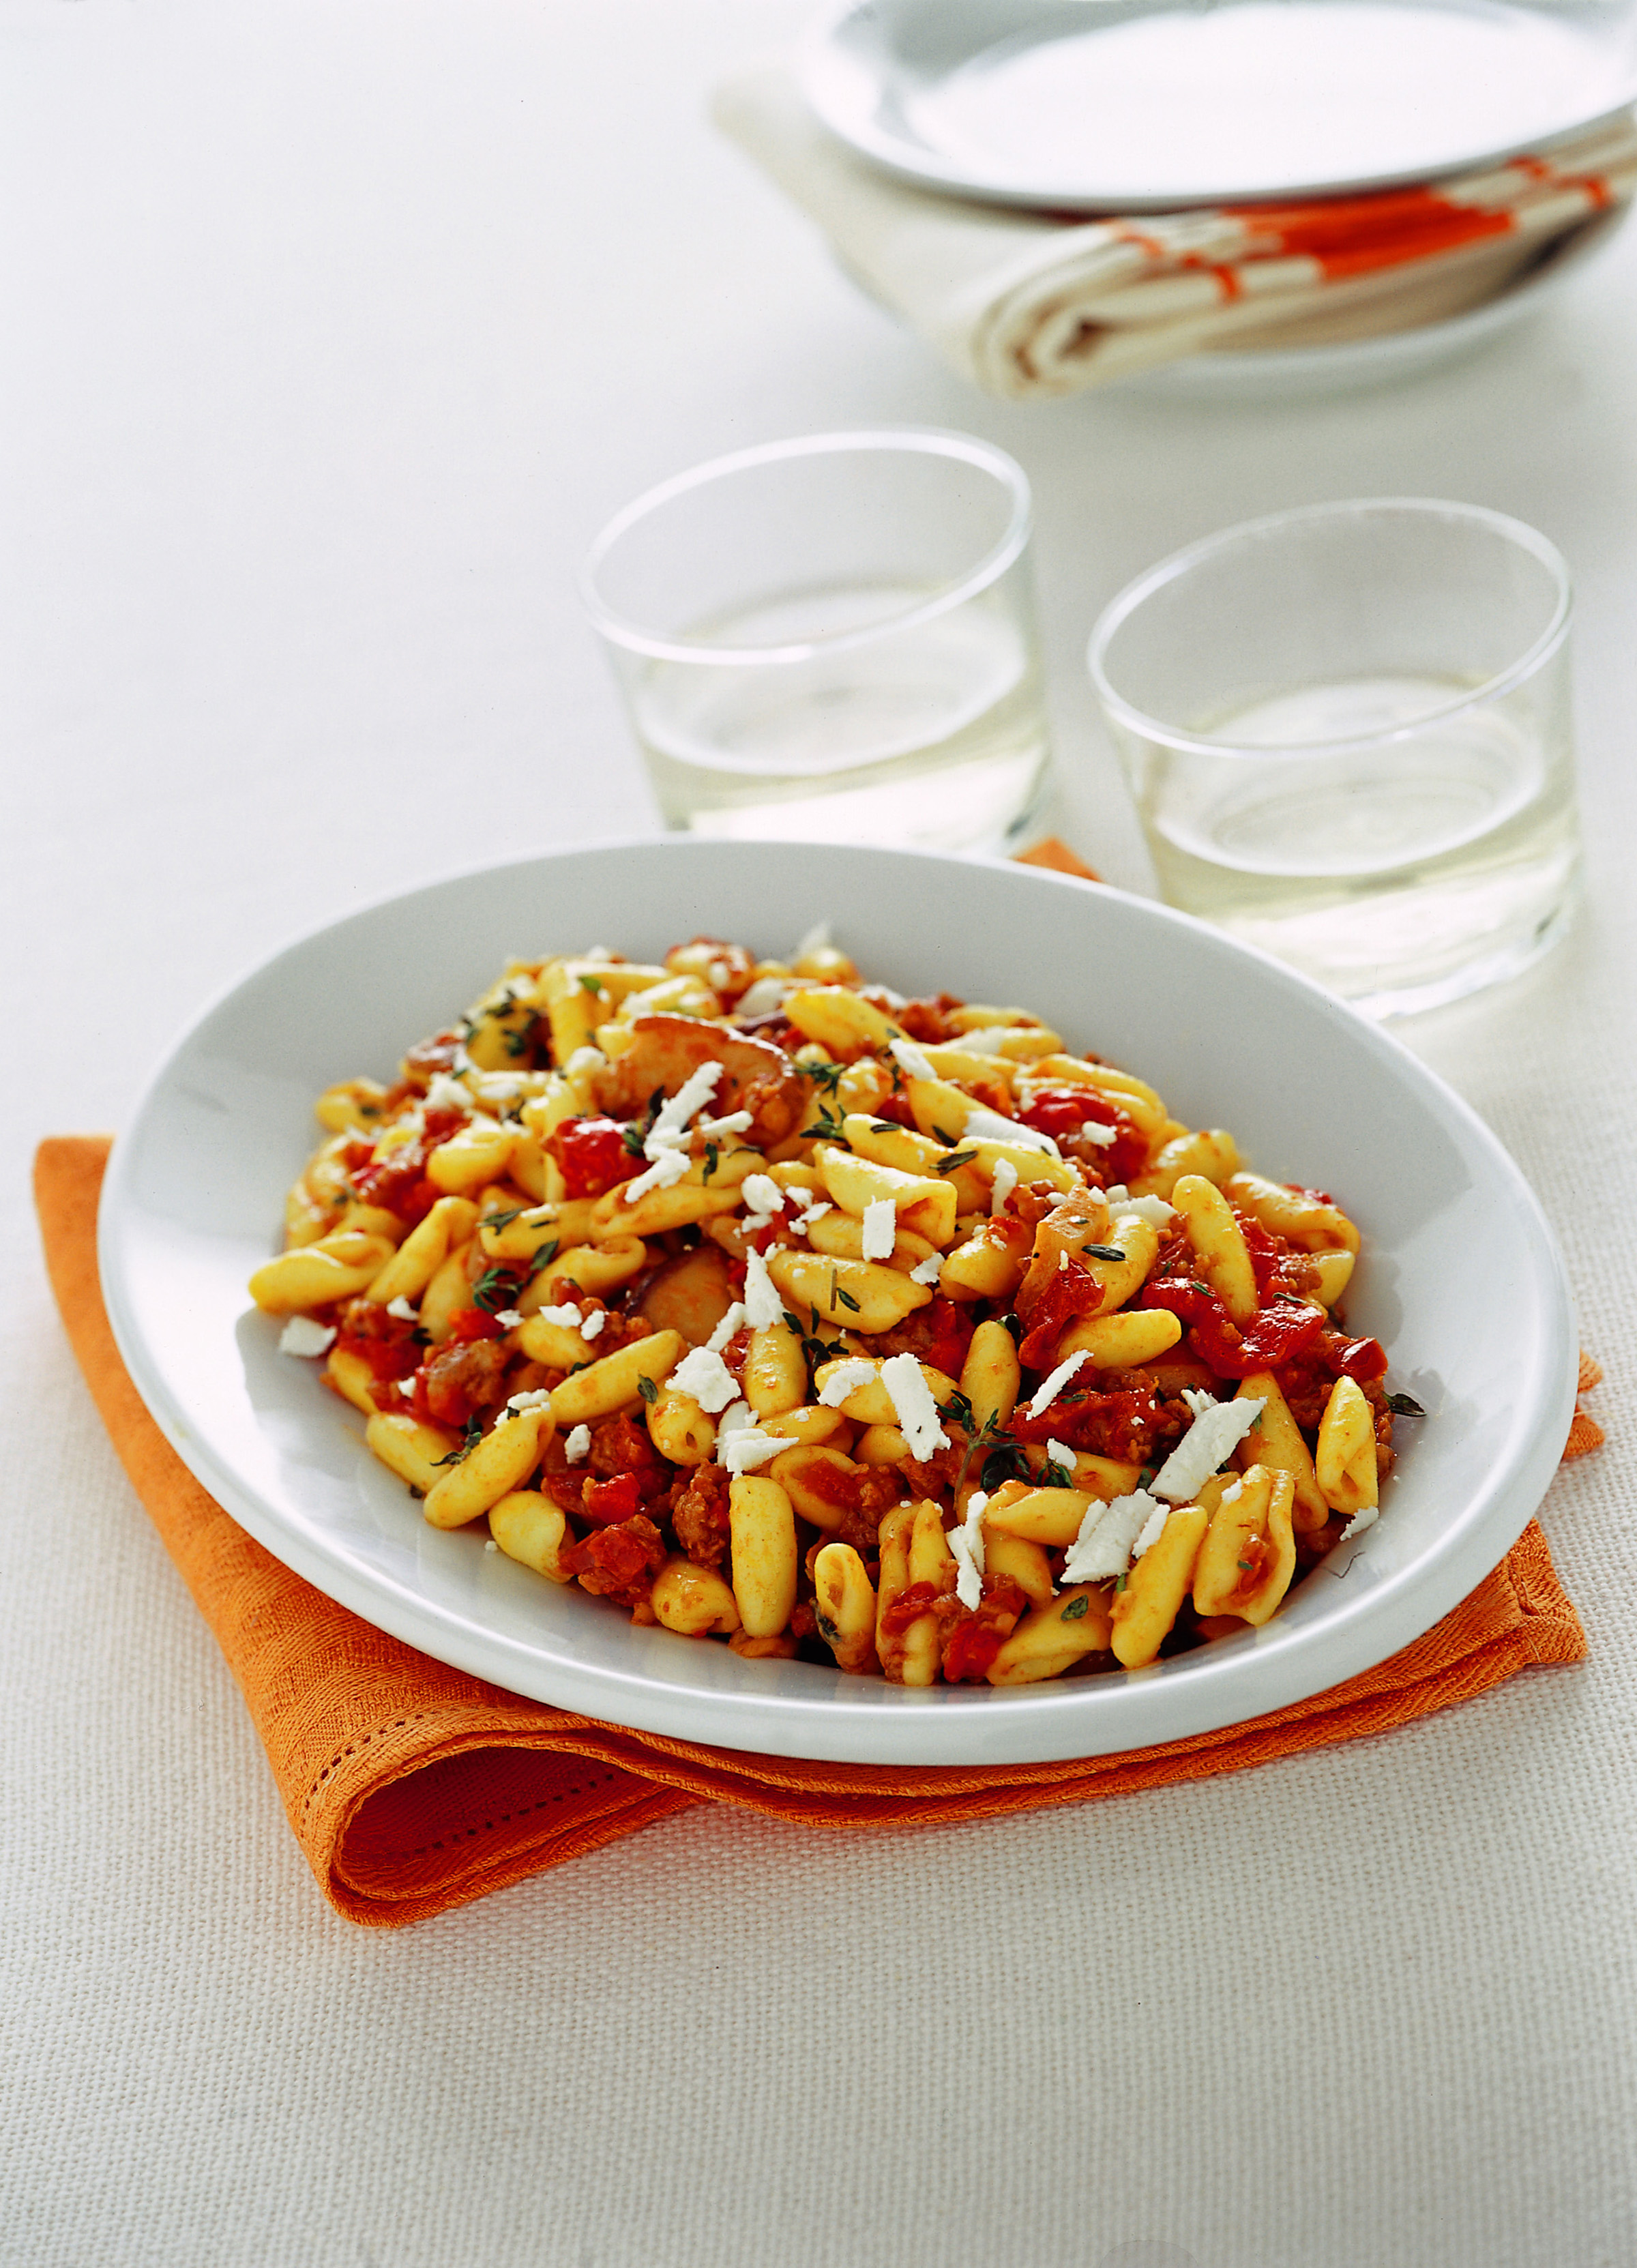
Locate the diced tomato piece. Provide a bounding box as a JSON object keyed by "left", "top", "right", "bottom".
{"left": 580, "top": 1473, "right": 645, "bottom": 1528}
{"left": 1016, "top": 1255, "right": 1102, "bottom": 1370}
{"left": 545, "top": 1115, "right": 643, "bottom": 1201}
{"left": 1016, "top": 1087, "right": 1148, "bottom": 1184}
{"left": 1140, "top": 1278, "right": 1327, "bottom": 1379}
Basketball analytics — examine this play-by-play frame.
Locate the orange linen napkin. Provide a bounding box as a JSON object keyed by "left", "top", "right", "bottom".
{"left": 715, "top": 65, "right": 1637, "bottom": 393}
{"left": 35, "top": 1134, "right": 1589, "bottom": 1926}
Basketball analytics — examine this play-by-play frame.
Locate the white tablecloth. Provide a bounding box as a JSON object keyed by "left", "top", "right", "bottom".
{"left": 5, "top": 5, "right": 1634, "bottom": 2261}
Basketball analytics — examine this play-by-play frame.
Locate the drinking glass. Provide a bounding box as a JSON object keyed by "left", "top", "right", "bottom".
{"left": 581, "top": 429, "right": 1052, "bottom": 851}
{"left": 1088, "top": 499, "right": 1582, "bottom": 1016}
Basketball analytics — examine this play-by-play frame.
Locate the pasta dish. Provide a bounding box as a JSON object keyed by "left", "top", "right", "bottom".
{"left": 248, "top": 930, "right": 1407, "bottom": 1685}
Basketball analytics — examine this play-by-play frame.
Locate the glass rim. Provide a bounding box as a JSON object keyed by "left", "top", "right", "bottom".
{"left": 579, "top": 426, "right": 1033, "bottom": 666}
{"left": 1087, "top": 497, "right": 1574, "bottom": 761}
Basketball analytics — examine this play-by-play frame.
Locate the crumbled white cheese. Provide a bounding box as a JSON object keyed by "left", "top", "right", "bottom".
{"left": 492, "top": 1309, "right": 526, "bottom": 1329}
{"left": 385, "top": 1297, "right": 419, "bottom": 1323}
{"left": 1218, "top": 1477, "right": 1244, "bottom": 1508}
{"left": 563, "top": 1424, "right": 591, "bottom": 1464}
{"left": 484, "top": 1539, "right": 499, "bottom": 1553}
{"left": 990, "top": 1157, "right": 1018, "bottom": 1216}
{"left": 949, "top": 1490, "right": 989, "bottom": 1610}
{"left": 1058, "top": 1250, "right": 1068, "bottom": 1271}
{"left": 817, "top": 1359, "right": 879, "bottom": 1409}
{"left": 707, "top": 958, "right": 733, "bottom": 992}
{"left": 964, "top": 1105, "right": 1061, "bottom": 1158}
{"left": 467, "top": 1069, "right": 526, "bottom": 1106}
{"left": 1152, "top": 1392, "right": 1266, "bottom": 1503}
{"left": 1045, "top": 1438, "right": 1077, "bottom": 1476}
{"left": 719, "top": 1427, "right": 787, "bottom": 1475}
{"left": 861, "top": 1197, "right": 897, "bottom": 1261}
{"left": 623, "top": 1059, "right": 726, "bottom": 1203}
{"left": 1340, "top": 1504, "right": 1379, "bottom": 1542}
{"left": 793, "top": 919, "right": 833, "bottom": 960}
{"left": 495, "top": 1387, "right": 553, "bottom": 1427}
{"left": 563, "top": 1044, "right": 606, "bottom": 1083}
{"left": 1026, "top": 1350, "right": 1088, "bottom": 1421}
{"left": 737, "top": 975, "right": 791, "bottom": 1020}
{"left": 889, "top": 1036, "right": 937, "bottom": 1084}
{"left": 583, "top": 946, "right": 616, "bottom": 962}
{"left": 1132, "top": 1499, "right": 1171, "bottom": 1560}
{"left": 1117, "top": 1194, "right": 1177, "bottom": 1231}
{"left": 909, "top": 1252, "right": 944, "bottom": 1287}
{"left": 668, "top": 1346, "right": 742, "bottom": 1414}
{"left": 880, "top": 1353, "right": 947, "bottom": 1460}
{"left": 278, "top": 1316, "right": 336, "bottom": 1359}
{"left": 423, "top": 1071, "right": 475, "bottom": 1116}
{"left": 1103, "top": 1184, "right": 1129, "bottom": 1207}
{"left": 580, "top": 1308, "right": 606, "bottom": 1340}
{"left": 740, "top": 1173, "right": 785, "bottom": 1218}
{"left": 621, "top": 1145, "right": 692, "bottom": 1201}
{"left": 1060, "top": 1490, "right": 1163, "bottom": 1585}
{"left": 743, "top": 1250, "right": 784, "bottom": 1332}
{"left": 706, "top": 1301, "right": 748, "bottom": 1353}
{"left": 694, "top": 1108, "right": 753, "bottom": 1143}
{"left": 537, "top": 1301, "right": 585, "bottom": 1330}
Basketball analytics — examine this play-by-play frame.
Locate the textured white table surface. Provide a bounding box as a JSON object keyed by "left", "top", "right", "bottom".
{"left": 5, "top": 4, "right": 1636, "bottom": 2263}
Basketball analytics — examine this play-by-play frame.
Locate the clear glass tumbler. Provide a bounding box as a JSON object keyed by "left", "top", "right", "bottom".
{"left": 581, "top": 429, "right": 1052, "bottom": 852}
{"left": 1088, "top": 499, "right": 1582, "bottom": 1017}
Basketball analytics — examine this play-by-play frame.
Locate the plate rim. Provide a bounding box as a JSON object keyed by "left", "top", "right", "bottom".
{"left": 98, "top": 838, "right": 1580, "bottom": 1765}
{"left": 800, "top": 0, "right": 1637, "bottom": 213}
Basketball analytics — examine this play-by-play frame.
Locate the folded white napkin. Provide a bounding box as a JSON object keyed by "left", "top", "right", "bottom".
{"left": 714, "top": 65, "right": 1637, "bottom": 395}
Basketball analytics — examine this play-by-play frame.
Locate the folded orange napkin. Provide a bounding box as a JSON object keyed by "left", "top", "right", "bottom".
{"left": 35, "top": 1132, "right": 1591, "bottom": 1926}
{"left": 715, "top": 65, "right": 1637, "bottom": 392}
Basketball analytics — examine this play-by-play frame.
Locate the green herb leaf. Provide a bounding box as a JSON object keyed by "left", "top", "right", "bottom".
{"left": 1001, "top": 1311, "right": 1024, "bottom": 1348}
{"left": 981, "top": 1443, "right": 1033, "bottom": 1492}
{"left": 869, "top": 1119, "right": 900, "bottom": 1135}
{"left": 621, "top": 1123, "right": 647, "bottom": 1158}
{"left": 930, "top": 1123, "right": 960, "bottom": 1147}
{"left": 578, "top": 973, "right": 604, "bottom": 997}
{"left": 1237, "top": 1559, "right": 1254, "bottom": 1572}
{"left": 1039, "top": 1457, "right": 1075, "bottom": 1490}
{"left": 432, "top": 1416, "right": 484, "bottom": 1467}
{"left": 1061, "top": 1594, "right": 1090, "bottom": 1621}
{"left": 1085, "top": 1243, "right": 1127, "bottom": 1263}
{"left": 1387, "top": 1391, "right": 1426, "bottom": 1417}
{"left": 1189, "top": 1279, "right": 1214, "bottom": 1299}
{"left": 637, "top": 1374, "right": 659, "bottom": 1405}
{"left": 524, "top": 1238, "right": 560, "bottom": 1280}
{"left": 483, "top": 1203, "right": 531, "bottom": 1231}
{"left": 937, "top": 1390, "right": 975, "bottom": 1432}
{"left": 800, "top": 1059, "right": 844, "bottom": 1094}
{"left": 834, "top": 1286, "right": 861, "bottom": 1314}
{"left": 936, "top": 1149, "right": 979, "bottom": 1175}
{"left": 471, "top": 1265, "right": 520, "bottom": 1314}
{"left": 703, "top": 1142, "right": 719, "bottom": 1183}
{"left": 1115, "top": 1571, "right": 1128, "bottom": 1593}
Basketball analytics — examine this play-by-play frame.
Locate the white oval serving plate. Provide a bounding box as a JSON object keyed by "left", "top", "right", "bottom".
{"left": 99, "top": 839, "right": 1576, "bottom": 1765}
{"left": 803, "top": 0, "right": 1637, "bottom": 211}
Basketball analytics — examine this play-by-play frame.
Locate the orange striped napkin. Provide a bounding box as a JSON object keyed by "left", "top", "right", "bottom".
{"left": 714, "top": 67, "right": 1637, "bottom": 389}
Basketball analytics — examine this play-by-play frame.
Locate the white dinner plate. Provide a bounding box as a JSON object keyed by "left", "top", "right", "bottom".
{"left": 99, "top": 840, "right": 1576, "bottom": 1765}
{"left": 802, "top": 0, "right": 1637, "bottom": 210}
